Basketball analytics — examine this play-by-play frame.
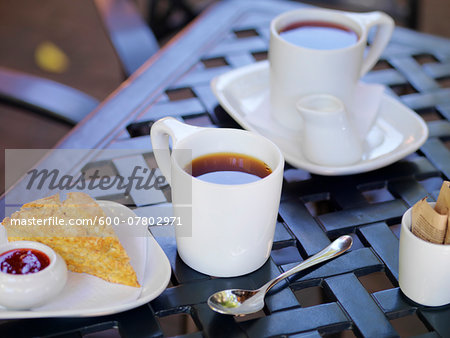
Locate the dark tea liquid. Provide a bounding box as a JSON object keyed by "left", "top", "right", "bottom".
{"left": 186, "top": 152, "right": 272, "bottom": 185}
{"left": 279, "top": 21, "right": 358, "bottom": 50}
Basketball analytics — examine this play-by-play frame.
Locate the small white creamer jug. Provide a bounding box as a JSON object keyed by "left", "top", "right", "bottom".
{"left": 297, "top": 94, "right": 363, "bottom": 167}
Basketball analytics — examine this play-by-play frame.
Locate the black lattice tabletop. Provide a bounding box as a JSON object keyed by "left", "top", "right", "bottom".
{"left": 1, "top": 0, "right": 450, "bottom": 337}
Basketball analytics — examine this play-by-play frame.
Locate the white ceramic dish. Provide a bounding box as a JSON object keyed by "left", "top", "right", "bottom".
{"left": 211, "top": 61, "right": 429, "bottom": 175}
{"left": 0, "top": 241, "right": 68, "bottom": 310}
{"left": 0, "top": 200, "right": 171, "bottom": 318}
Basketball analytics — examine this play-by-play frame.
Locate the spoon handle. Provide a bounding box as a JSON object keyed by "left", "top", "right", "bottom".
{"left": 263, "top": 235, "right": 353, "bottom": 293}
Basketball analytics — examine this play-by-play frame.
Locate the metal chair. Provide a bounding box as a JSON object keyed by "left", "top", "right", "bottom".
{"left": 297, "top": 0, "right": 419, "bottom": 29}
{"left": 0, "top": 0, "right": 159, "bottom": 125}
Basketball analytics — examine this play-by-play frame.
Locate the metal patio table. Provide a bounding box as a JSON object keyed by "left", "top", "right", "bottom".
{"left": 1, "top": 0, "right": 450, "bottom": 337}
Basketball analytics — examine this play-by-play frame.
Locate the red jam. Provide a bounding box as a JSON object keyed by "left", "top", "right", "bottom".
{"left": 0, "top": 248, "right": 50, "bottom": 274}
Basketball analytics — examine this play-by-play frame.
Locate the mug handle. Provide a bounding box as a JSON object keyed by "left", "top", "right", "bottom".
{"left": 150, "top": 117, "right": 200, "bottom": 185}
{"left": 347, "top": 11, "right": 394, "bottom": 77}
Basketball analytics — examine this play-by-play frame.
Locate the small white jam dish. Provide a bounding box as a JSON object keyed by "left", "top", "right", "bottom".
{"left": 0, "top": 241, "right": 68, "bottom": 310}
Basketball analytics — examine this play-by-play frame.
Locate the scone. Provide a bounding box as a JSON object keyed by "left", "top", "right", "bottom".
{"left": 2, "top": 192, "right": 139, "bottom": 287}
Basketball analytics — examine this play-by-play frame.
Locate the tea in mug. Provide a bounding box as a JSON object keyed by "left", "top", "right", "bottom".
{"left": 279, "top": 21, "right": 358, "bottom": 50}
{"left": 186, "top": 152, "right": 272, "bottom": 185}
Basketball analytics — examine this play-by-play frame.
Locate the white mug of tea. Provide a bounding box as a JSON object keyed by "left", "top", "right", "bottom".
{"left": 269, "top": 8, "right": 394, "bottom": 130}
{"left": 151, "top": 117, "right": 284, "bottom": 277}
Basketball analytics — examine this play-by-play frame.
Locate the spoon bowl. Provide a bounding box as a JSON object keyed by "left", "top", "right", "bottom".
{"left": 208, "top": 289, "right": 263, "bottom": 315}
{"left": 208, "top": 235, "right": 353, "bottom": 315}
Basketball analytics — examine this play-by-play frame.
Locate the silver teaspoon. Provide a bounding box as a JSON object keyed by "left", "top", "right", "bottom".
{"left": 208, "top": 235, "right": 353, "bottom": 315}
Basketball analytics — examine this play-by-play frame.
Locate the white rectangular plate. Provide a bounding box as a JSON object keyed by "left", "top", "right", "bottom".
{"left": 0, "top": 200, "right": 171, "bottom": 319}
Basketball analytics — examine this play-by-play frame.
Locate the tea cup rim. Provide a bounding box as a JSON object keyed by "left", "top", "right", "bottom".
{"left": 270, "top": 8, "right": 368, "bottom": 53}
{"left": 170, "top": 128, "right": 285, "bottom": 188}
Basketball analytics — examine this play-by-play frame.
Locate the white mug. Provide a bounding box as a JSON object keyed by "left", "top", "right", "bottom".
{"left": 399, "top": 203, "right": 450, "bottom": 307}
{"left": 151, "top": 117, "right": 284, "bottom": 277}
{"left": 269, "top": 8, "right": 394, "bottom": 130}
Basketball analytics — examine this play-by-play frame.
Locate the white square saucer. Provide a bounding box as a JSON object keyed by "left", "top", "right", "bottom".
{"left": 0, "top": 201, "right": 171, "bottom": 318}
{"left": 211, "top": 61, "right": 428, "bottom": 176}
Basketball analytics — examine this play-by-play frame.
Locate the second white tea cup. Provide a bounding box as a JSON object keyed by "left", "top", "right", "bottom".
{"left": 269, "top": 8, "right": 394, "bottom": 130}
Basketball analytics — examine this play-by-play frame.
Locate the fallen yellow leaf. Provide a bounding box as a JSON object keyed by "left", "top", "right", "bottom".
{"left": 35, "top": 41, "right": 69, "bottom": 73}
